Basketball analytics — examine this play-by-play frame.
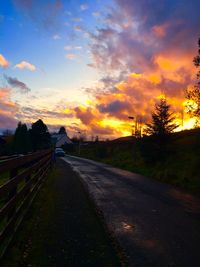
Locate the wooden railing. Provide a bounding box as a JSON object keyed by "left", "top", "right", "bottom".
{"left": 0, "top": 149, "right": 53, "bottom": 258}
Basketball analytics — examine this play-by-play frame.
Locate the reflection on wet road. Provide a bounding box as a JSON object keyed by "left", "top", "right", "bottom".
{"left": 62, "top": 155, "right": 200, "bottom": 267}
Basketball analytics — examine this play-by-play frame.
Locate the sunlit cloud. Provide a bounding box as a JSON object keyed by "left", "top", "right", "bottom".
{"left": 65, "top": 53, "right": 77, "bottom": 60}
{"left": 0, "top": 87, "right": 18, "bottom": 129}
{"left": 15, "top": 61, "right": 36, "bottom": 71}
{"left": 0, "top": 54, "right": 9, "bottom": 68}
{"left": 69, "top": 0, "right": 199, "bottom": 137}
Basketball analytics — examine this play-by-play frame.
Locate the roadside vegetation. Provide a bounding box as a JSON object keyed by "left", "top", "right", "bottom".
{"left": 69, "top": 128, "right": 200, "bottom": 196}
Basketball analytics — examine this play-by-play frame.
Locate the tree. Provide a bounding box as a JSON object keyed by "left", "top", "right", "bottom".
{"left": 29, "top": 119, "right": 51, "bottom": 151}
{"left": 146, "top": 98, "right": 178, "bottom": 137}
{"left": 145, "top": 98, "right": 178, "bottom": 158}
{"left": 13, "top": 122, "right": 31, "bottom": 154}
{"left": 94, "top": 135, "right": 99, "bottom": 143}
{"left": 58, "top": 126, "right": 66, "bottom": 135}
{"left": 186, "top": 37, "right": 200, "bottom": 123}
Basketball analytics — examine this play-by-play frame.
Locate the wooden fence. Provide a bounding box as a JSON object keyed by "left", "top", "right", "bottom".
{"left": 0, "top": 149, "right": 53, "bottom": 258}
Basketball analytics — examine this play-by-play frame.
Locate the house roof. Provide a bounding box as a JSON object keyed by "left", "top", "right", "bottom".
{"left": 51, "top": 133, "right": 72, "bottom": 145}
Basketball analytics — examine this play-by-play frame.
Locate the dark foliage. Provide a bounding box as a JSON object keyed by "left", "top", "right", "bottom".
{"left": 145, "top": 98, "right": 178, "bottom": 159}
{"left": 13, "top": 122, "right": 31, "bottom": 154}
{"left": 186, "top": 37, "right": 200, "bottom": 122}
{"left": 29, "top": 119, "right": 51, "bottom": 151}
{"left": 145, "top": 98, "right": 178, "bottom": 137}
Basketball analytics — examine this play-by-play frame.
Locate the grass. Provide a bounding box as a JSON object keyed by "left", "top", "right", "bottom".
{"left": 0, "top": 172, "right": 9, "bottom": 186}
{"left": 69, "top": 129, "right": 200, "bottom": 196}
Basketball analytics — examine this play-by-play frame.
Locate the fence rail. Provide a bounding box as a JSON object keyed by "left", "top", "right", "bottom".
{"left": 0, "top": 149, "right": 52, "bottom": 258}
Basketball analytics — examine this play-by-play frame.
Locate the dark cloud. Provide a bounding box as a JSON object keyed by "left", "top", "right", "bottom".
{"left": 4, "top": 75, "right": 30, "bottom": 93}
{"left": 115, "top": 0, "right": 200, "bottom": 32}
{"left": 74, "top": 107, "right": 95, "bottom": 125}
{"left": 97, "top": 100, "right": 130, "bottom": 113}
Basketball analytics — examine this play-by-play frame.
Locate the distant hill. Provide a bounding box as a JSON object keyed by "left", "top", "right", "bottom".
{"left": 111, "top": 136, "right": 136, "bottom": 142}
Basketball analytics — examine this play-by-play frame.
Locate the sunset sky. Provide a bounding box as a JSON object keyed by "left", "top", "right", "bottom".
{"left": 0, "top": 0, "right": 200, "bottom": 139}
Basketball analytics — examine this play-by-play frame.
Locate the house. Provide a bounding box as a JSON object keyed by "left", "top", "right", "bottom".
{"left": 51, "top": 133, "right": 72, "bottom": 148}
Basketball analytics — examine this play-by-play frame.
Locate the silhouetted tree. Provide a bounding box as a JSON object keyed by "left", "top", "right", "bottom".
{"left": 186, "top": 37, "right": 200, "bottom": 124}
{"left": 146, "top": 98, "right": 178, "bottom": 136}
{"left": 95, "top": 135, "right": 99, "bottom": 143}
{"left": 58, "top": 126, "right": 66, "bottom": 135}
{"left": 29, "top": 119, "right": 51, "bottom": 151}
{"left": 13, "top": 122, "right": 31, "bottom": 154}
{"left": 145, "top": 98, "right": 178, "bottom": 159}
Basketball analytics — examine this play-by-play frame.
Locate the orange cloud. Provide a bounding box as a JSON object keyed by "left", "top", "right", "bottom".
{"left": 0, "top": 54, "right": 9, "bottom": 68}
{"left": 73, "top": 49, "right": 196, "bottom": 138}
{"left": 65, "top": 53, "right": 77, "bottom": 60}
{"left": 15, "top": 61, "right": 36, "bottom": 71}
{"left": 0, "top": 88, "right": 18, "bottom": 128}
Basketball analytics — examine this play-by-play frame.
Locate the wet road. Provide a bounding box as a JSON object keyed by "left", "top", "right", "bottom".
{"left": 62, "top": 155, "right": 200, "bottom": 267}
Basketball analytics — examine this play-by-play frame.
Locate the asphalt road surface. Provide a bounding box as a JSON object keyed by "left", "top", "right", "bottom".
{"left": 62, "top": 155, "right": 200, "bottom": 267}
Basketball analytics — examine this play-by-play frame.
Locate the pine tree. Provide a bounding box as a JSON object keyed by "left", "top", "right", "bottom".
{"left": 145, "top": 98, "right": 178, "bottom": 159}
{"left": 146, "top": 98, "right": 178, "bottom": 137}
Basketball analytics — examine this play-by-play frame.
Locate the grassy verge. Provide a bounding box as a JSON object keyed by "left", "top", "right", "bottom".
{"left": 69, "top": 129, "right": 200, "bottom": 196}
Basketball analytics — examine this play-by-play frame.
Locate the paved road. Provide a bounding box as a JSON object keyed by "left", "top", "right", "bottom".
{"left": 62, "top": 155, "right": 200, "bottom": 267}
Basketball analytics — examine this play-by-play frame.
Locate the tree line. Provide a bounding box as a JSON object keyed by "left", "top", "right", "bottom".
{"left": 1, "top": 119, "right": 51, "bottom": 155}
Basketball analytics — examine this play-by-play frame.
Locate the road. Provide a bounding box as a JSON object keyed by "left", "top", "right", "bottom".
{"left": 62, "top": 155, "right": 200, "bottom": 267}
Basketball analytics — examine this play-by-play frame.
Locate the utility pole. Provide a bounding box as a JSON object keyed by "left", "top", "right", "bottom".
{"left": 77, "top": 131, "right": 81, "bottom": 155}
{"left": 181, "top": 109, "right": 184, "bottom": 131}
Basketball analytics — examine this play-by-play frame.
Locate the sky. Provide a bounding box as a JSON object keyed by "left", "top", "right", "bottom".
{"left": 0, "top": 0, "right": 200, "bottom": 139}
